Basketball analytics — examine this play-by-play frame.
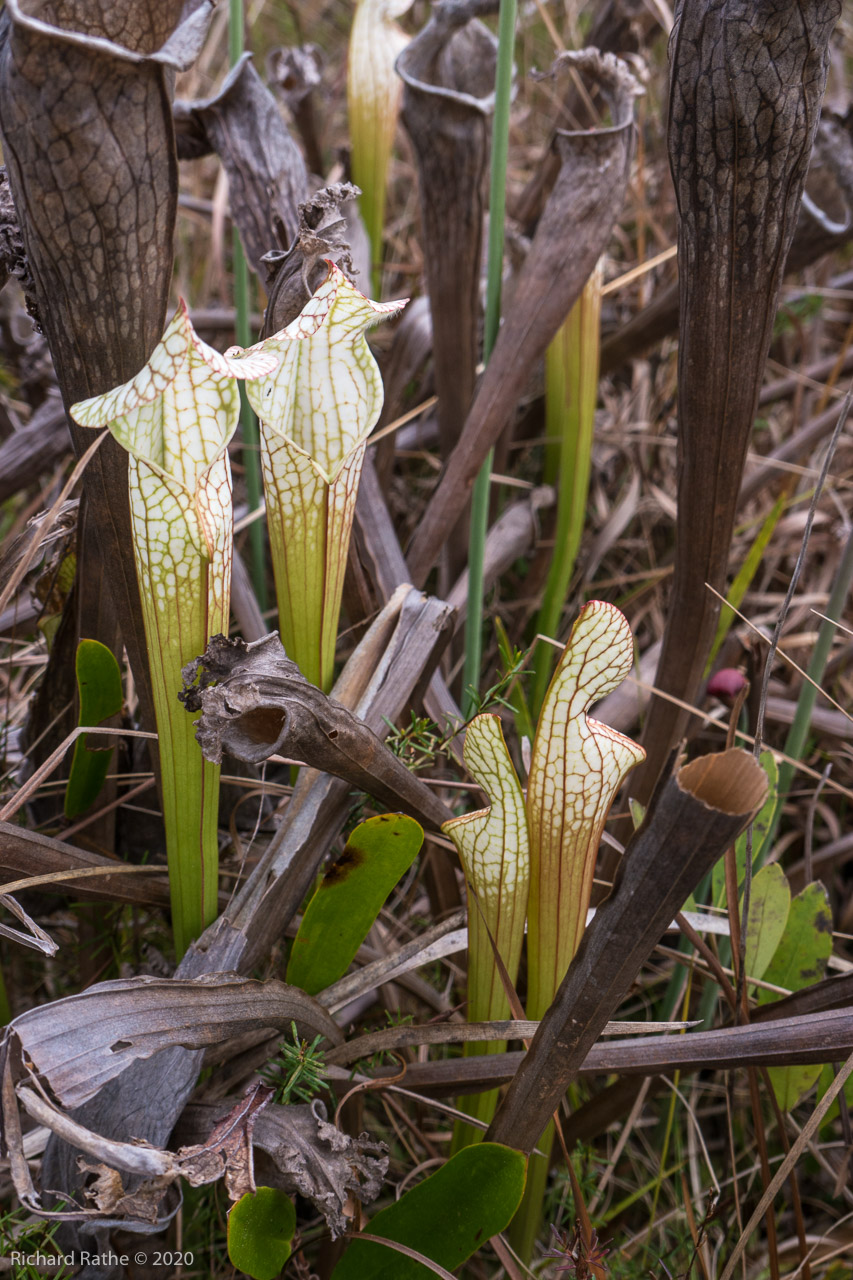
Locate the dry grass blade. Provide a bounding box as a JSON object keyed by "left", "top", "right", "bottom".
{"left": 0, "top": 864, "right": 167, "bottom": 897}
{"left": 0, "top": 893, "right": 57, "bottom": 955}
{"left": 0, "top": 819, "right": 174, "bottom": 908}
{"left": 319, "top": 910, "right": 466, "bottom": 1011}
{"left": 326, "top": 1017, "right": 699, "bottom": 1068}
{"left": 719, "top": 1049, "right": 853, "bottom": 1280}
{"left": 0, "top": 430, "right": 106, "bottom": 619}
{"left": 752, "top": 389, "right": 853, "bottom": 752}
{"left": 0, "top": 725, "right": 155, "bottom": 822}
{"left": 355, "top": 1005, "right": 853, "bottom": 1095}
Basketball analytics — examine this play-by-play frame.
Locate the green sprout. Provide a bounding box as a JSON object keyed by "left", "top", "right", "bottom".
{"left": 260, "top": 1022, "right": 330, "bottom": 1107}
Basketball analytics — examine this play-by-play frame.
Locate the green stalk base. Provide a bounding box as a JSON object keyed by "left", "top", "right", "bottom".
{"left": 508, "top": 1121, "right": 554, "bottom": 1263}
{"left": 451, "top": 1086, "right": 500, "bottom": 1156}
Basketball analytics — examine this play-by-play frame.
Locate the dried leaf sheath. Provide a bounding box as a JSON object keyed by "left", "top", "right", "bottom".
{"left": 397, "top": 3, "right": 497, "bottom": 458}
{"left": 406, "top": 49, "right": 639, "bottom": 584}
{"left": 72, "top": 307, "right": 277, "bottom": 955}
{"left": 633, "top": 0, "right": 841, "bottom": 798}
{"left": 241, "top": 263, "right": 405, "bottom": 691}
{"left": 173, "top": 53, "right": 307, "bottom": 279}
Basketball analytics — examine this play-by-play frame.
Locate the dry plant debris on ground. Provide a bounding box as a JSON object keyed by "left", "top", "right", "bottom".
{"left": 0, "top": 0, "right": 852, "bottom": 1277}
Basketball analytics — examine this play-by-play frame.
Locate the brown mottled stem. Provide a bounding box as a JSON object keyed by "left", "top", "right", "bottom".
{"left": 630, "top": 0, "right": 841, "bottom": 804}
{"left": 397, "top": 0, "right": 497, "bottom": 460}
{"left": 405, "top": 50, "right": 639, "bottom": 586}
{"left": 0, "top": 0, "right": 212, "bottom": 728}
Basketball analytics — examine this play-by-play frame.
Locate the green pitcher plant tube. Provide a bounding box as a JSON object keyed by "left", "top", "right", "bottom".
{"left": 445, "top": 603, "right": 644, "bottom": 1171}
{"left": 443, "top": 714, "right": 529, "bottom": 1146}
{"left": 71, "top": 304, "right": 277, "bottom": 957}
{"left": 236, "top": 262, "right": 406, "bottom": 691}
{"left": 517, "top": 600, "right": 645, "bottom": 1259}
{"left": 347, "top": 0, "right": 412, "bottom": 293}
{"left": 526, "top": 600, "right": 645, "bottom": 1019}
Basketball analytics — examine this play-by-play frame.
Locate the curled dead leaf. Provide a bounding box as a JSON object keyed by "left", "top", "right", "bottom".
{"left": 181, "top": 631, "right": 453, "bottom": 831}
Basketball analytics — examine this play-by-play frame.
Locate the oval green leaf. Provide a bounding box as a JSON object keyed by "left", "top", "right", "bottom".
{"left": 64, "top": 639, "right": 123, "bottom": 819}
{"left": 227, "top": 1186, "right": 296, "bottom": 1280}
{"left": 286, "top": 813, "right": 424, "bottom": 995}
{"left": 760, "top": 881, "right": 833, "bottom": 1109}
{"left": 331, "top": 1143, "right": 527, "bottom": 1280}
{"left": 743, "top": 862, "right": 791, "bottom": 987}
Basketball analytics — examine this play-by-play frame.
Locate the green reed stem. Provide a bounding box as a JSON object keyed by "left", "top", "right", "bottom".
{"left": 462, "top": 0, "right": 516, "bottom": 719}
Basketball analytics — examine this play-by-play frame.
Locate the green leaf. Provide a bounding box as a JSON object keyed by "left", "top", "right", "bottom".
{"left": 286, "top": 814, "right": 423, "bottom": 995}
{"left": 533, "top": 262, "right": 604, "bottom": 713}
{"left": 743, "top": 863, "right": 790, "bottom": 987}
{"left": 331, "top": 1143, "right": 527, "bottom": 1280}
{"left": 712, "top": 750, "right": 778, "bottom": 908}
{"left": 227, "top": 1187, "right": 296, "bottom": 1280}
{"left": 629, "top": 797, "right": 646, "bottom": 830}
{"left": 760, "top": 881, "right": 833, "bottom": 1109}
{"left": 64, "top": 640, "right": 123, "bottom": 819}
{"left": 816, "top": 1062, "right": 853, "bottom": 1133}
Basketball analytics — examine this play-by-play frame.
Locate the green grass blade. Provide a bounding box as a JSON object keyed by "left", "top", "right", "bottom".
{"left": 462, "top": 0, "right": 516, "bottom": 720}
